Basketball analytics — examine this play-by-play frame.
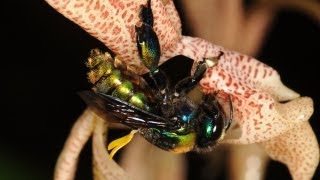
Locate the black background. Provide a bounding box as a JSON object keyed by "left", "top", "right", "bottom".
{"left": 1, "top": 1, "right": 319, "bottom": 180}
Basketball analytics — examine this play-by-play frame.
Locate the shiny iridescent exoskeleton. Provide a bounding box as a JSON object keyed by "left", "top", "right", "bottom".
{"left": 80, "top": 0, "right": 232, "bottom": 153}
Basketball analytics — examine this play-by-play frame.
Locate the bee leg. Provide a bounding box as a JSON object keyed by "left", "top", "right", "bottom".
{"left": 174, "top": 52, "right": 223, "bottom": 97}
{"left": 225, "top": 95, "right": 233, "bottom": 130}
{"left": 136, "top": 0, "right": 160, "bottom": 74}
{"left": 135, "top": 23, "right": 169, "bottom": 96}
{"left": 135, "top": 23, "right": 161, "bottom": 74}
{"left": 139, "top": 0, "right": 153, "bottom": 27}
{"left": 135, "top": 0, "right": 176, "bottom": 117}
{"left": 136, "top": 9, "right": 174, "bottom": 115}
{"left": 174, "top": 60, "right": 208, "bottom": 97}
{"left": 135, "top": 23, "right": 170, "bottom": 97}
{"left": 135, "top": 0, "right": 169, "bottom": 91}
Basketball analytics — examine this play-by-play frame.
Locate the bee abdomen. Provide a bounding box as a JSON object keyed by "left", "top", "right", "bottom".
{"left": 129, "top": 93, "right": 150, "bottom": 111}
{"left": 95, "top": 69, "right": 122, "bottom": 93}
{"left": 86, "top": 49, "right": 150, "bottom": 111}
{"left": 86, "top": 49, "right": 114, "bottom": 84}
{"left": 112, "top": 81, "right": 133, "bottom": 100}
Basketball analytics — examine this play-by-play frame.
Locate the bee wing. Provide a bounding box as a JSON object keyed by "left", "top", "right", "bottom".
{"left": 78, "top": 91, "right": 176, "bottom": 130}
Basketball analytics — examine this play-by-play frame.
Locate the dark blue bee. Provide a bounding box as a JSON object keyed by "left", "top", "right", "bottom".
{"left": 79, "top": 0, "right": 233, "bottom": 158}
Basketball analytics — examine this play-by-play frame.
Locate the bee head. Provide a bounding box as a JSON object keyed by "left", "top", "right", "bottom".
{"left": 194, "top": 102, "right": 226, "bottom": 150}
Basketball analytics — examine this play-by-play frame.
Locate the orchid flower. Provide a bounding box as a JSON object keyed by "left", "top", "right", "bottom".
{"left": 45, "top": 0, "right": 319, "bottom": 179}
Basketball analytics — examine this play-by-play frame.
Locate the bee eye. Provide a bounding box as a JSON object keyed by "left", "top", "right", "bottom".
{"left": 196, "top": 114, "right": 225, "bottom": 148}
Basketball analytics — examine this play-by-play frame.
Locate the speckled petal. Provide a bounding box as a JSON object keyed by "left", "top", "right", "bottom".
{"left": 54, "top": 109, "right": 96, "bottom": 180}
{"left": 45, "top": 0, "right": 180, "bottom": 74}
{"left": 162, "top": 36, "right": 313, "bottom": 144}
{"left": 164, "top": 1, "right": 181, "bottom": 35}
{"left": 259, "top": 122, "right": 319, "bottom": 180}
{"left": 163, "top": 36, "right": 299, "bottom": 100}
{"left": 224, "top": 96, "right": 313, "bottom": 144}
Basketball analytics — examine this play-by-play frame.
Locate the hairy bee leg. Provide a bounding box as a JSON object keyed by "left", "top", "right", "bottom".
{"left": 135, "top": 20, "right": 168, "bottom": 91}
{"left": 136, "top": 0, "right": 175, "bottom": 117}
{"left": 135, "top": 0, "right": 167, "bottom": 90}
{"left": 107, "top": 130, "right": 138, "bottom": 159}
{"left": 135, "top": 0, "right": 160, "bottom": 73}
{"left": 135, "top": 24, "right": 160, "bottom": 73}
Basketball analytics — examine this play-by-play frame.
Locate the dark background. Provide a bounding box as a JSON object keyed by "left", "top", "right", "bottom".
{"left": 1, "top": 1, "right": 319, "bottom": 180}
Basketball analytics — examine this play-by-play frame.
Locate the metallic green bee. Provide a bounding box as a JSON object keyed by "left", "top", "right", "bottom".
{"left": 79, "top": 0, "right": 232, "bottom": 158}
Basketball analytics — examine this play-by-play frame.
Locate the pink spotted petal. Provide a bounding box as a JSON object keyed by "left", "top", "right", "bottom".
{"left": 163, "top": 1, "right": 182, "bottom": 35}
{"left": 259, "top": 122, "right": 319, "bottom": 180}
{"left": 163, "top": 36, "right": 299, "bottom": 101}
{"left": 54, "top": 109, "right": 96, "bottom": 180}
{"left": 163, "top": 36, "right": 313, "bottom": 144}
{"left": 223, "top": 97, "right": 313, "bottom": 144}
{"left": 45, "top": 0, "right": 181, "bottom": 74}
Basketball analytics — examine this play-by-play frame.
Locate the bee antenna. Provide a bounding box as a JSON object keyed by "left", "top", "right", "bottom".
{"left": 225, "top": 95, "right": 233, "bottom": 130}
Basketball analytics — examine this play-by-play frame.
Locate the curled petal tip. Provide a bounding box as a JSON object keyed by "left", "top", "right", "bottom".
{"left": 223, "top": 96, "right": 314, "bottom": 145}
{"left": 260, "top": 122, "right": 319, "bottom": 180}
{"left": 262, "top": 74, "right": 300, "bottom": 101}
{"left": 275, "top": 85, "right": 300, "bottom": 102}
{"left": 277, "top": 96, "right": 314, "bottom": 123}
